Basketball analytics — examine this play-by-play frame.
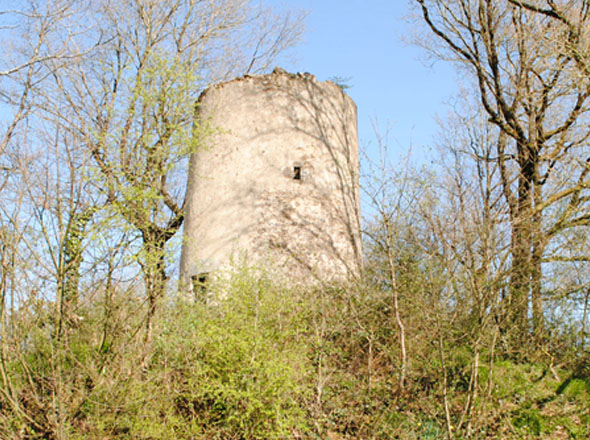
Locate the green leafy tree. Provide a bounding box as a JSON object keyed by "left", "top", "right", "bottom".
{"left": 42, "top": 0, "right": 303, "bottom": 341}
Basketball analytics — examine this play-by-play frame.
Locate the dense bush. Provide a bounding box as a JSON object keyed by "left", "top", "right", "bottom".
{"left": 0, "top": 267, "right": 588, "bottom": 439}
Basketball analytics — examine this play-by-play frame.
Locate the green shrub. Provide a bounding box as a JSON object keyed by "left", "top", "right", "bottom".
{"left": 3, "top": 266, "right": 590, "bottom": 439}
{"left": 141, "top": 268, "right": 313, "bottom": 439}
{"left": 559, "top": 377, "right": 590, "bottom": 402}
{"left": 512, "top": 408, "right": 545, "bottom": 436}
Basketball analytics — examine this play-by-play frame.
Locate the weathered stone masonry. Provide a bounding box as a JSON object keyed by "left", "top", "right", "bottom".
{"left": 180, "top": 68, "right": 362, "bottom": 291}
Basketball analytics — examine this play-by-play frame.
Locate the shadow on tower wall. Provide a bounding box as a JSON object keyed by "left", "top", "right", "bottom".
{"left": 180, "top": 68, "right": 362, "bottom": 289}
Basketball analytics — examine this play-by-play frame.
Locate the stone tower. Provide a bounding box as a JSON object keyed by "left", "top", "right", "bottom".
{"left": 180, "top": 68, "right": 361, "bottom": 291}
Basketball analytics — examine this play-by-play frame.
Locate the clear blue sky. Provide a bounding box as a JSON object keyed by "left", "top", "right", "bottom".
{"left": 268, "top": 0, "right": 459, "bottom": 164}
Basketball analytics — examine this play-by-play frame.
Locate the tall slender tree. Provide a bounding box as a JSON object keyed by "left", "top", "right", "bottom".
{"left": 413, "top": 0, "right": 590, "bottom": 342}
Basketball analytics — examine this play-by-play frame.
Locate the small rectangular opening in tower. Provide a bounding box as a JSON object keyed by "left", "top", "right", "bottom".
{"left": 191, "top": 272, "right": 209, "bottom": 299}
{"left": 293, "top": 166, "right": 301, "bottom": 180}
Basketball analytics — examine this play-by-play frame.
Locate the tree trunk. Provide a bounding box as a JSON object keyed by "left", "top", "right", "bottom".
{"left": 531, "top": 227, "right": 544, "bottom": 340}
{"left": 63, "top": 207, "right": 96, "bottom": 305}
{"left": 387, "top": 244, "right": 407, "bottom": 390}
{"left": 510, "top": 144, "right": 536, "bottom": 341}
{"left": 531, "top": 167, "right": 545, "bottom": 340}
{"left": 141, "top": 234, "right": 168, "bottom": 344}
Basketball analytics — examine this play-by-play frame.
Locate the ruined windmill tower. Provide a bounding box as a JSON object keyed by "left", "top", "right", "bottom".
{"left": 180, "top": 68, "right": 361, "bottom": 291}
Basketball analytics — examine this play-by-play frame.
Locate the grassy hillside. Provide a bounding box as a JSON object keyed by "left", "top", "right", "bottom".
{"left": 1, "top": 268, "right": 588, "bottom": 439}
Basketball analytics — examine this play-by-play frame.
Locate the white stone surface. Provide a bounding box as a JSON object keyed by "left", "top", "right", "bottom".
{"left": 180, "top": 69, "right": 361, "bottom": 290}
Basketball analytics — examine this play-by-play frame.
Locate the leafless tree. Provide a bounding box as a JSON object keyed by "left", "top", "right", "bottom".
{"left": 413, "top": 0, "right": 590, "bottom": 344}
{"left": 362, "top": 127, "right": 413, "bottom": 390}
{"left": 37, "top": 0, "right": 304, "bottom": 341}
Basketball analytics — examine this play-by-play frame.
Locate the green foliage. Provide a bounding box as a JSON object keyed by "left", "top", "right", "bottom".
{"left": 513, "top": 408, "right": 545, "bottom": 436}
{"left": 144, "top": 269, "right": 312, "bottom": 439}
{"left": 1, "top": 268, "right": 589, "bottom": 439}
{"left": 0, "top": 270, "right": 313, "bottom": 439}
{"left": 559, "top": 377, "right": 590, "bottom": 401}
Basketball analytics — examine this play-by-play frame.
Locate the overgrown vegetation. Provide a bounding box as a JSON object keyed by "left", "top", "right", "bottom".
{"left": 1, "top": 0, "right": 589, "bottom": 438}
{"left": 1, "top": 268, "right": 588, "bottom": 439}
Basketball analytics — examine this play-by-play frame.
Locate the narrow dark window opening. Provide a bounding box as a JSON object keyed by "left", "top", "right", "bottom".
{"left": 293, "top": 166, "right": 301, "bottom": 180}
{"left": 191, "top": 272, "right": 209, "bottom": 299}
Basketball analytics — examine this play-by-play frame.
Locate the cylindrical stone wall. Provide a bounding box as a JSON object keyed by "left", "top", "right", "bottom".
{"left": 180, "top": 68, "right": 361, "bottom": 290}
